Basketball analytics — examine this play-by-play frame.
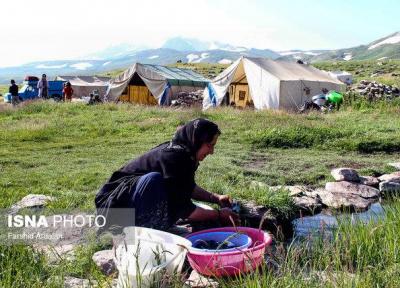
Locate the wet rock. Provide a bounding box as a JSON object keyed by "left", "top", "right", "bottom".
{"left": 359, "top": 176, "right": 380, "bottom": 187}
{"left": 325, "top": 181, "right": 380, "bottom": 198}
{"left": 92, "top": 250, "right": 116, "bottom": 276}
{"left": 331, "top": 168, "right": 360, "bottom": 182}
{"left": 9, "top": 194, "right": 56, "bottom": 214}
{"left": 379, "top": 172, "right": 400, "bottom": 182}
{"left": 185, "top": 270, "right": 219, "bottom": 288}
{"left": 379, "top": 181, "right": 400, "bottom": 194}
{"left": 316, "top": 189, "right": 372, "bottom": 211}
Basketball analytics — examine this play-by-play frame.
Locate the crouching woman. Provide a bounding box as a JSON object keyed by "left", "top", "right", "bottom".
{"left": 95, "top": 118, "right": 239, "bottom": 232}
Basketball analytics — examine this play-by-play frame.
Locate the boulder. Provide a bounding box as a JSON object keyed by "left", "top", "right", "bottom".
{"left": 316, "top": 189, "right": 372, "bottom": 211}
{"left": 331, "top": 168, "right": 360, "bottom": 182}
{"left": 379, "top": 172, "right": 400, "bottom": 182}
{"left": 92, "top": 250, "right": 116, "bottom": 276}
{"left": 359, "top": 176, "right": 380, "bottom": 187}
{"left": 379, "top": 181, "right": 400, "bottom": 194}
{"left": 325, "top": 181, "right": 380, "bottom": 198}
{"left": 293, "top": 194, "right": 322, "bottom": 213}
{"left": 9, "top": 194, "right": 56, "bottom": 214}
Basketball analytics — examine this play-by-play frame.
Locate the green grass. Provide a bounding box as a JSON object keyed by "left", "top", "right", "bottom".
{"left": 1, "top": 101, "right": 400, "bottom": 286}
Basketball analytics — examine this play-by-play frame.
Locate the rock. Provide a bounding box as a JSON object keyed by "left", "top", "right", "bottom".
{"left": 388, "top": 162, "right": 400, "bottom": 171}
{"left": 316, "top": 189, "right": 373, "bottom": 211}
{"left": 379, "top": 181, "right": 400, "bottom": 194}
{"left": 64, "top": 276, "right": 97, "bottom": 288}
{"left": 378, "top": 172, "right": 400, "bottom": 182}
{"left": 331, "top": 168, "right": 360, "bottom": 182}
{"left": 9, "top": 194, "right": 56, "bottom": 214}
{"left": 268, "top": 185, "right": 309, "bottom": 196}
{"left": 359, "top": 176, "right": 380, "bottom": 187}
{"left": 293, "top": 195, "right": 322, "bottom": 213}
{"left": 92, "top": 250, "right": 116, "bottom": 276}
{"left": 185, "top": 270, "right": 219, "bottom": 288}
{"left": 325, "top": 181, "right": 380, "bottom": 198}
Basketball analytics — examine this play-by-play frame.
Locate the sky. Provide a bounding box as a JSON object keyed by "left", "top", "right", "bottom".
{"left": 0, "top": 0, "right": 399, "bottom": 67}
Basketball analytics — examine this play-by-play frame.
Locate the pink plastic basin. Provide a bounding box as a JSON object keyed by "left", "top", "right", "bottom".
{"left": 186, "top": 227, "right": 273, "bottom": 277}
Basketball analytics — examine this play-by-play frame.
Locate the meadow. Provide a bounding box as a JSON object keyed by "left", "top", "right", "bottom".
{"left": 0, "top": 99, "right": 399, "bottom": 287}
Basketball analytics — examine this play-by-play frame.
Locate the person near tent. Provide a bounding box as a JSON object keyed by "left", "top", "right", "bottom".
{"left": 325, "top": 90, "right": 344, "bottom": 110}
{"left": 9, "top": 79, "right": 19, "bottom": 106}
{"left": 95, "top": 118, "right": 239, "bottom": 232}
{"left": 63, "top": 81, "right": 74, "bottom": 102}
{"left": 37, "top": 74, "right": 48, "bottom": 98}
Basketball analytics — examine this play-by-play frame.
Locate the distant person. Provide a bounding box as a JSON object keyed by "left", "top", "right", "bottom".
{"left": 37, "top": 74, "right": 48, "bottom": 98}
{"left": 9, "top": 79, "right": 19, "bottom": 105}
{"left": 63, "top": 82, "right": 74, "bottom": 102}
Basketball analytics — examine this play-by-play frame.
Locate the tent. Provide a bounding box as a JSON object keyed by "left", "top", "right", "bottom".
{"left": 105, "top": 63, "right": 209, "bottom": 105}
{"left": 55, "top": 76, "right": 111, "bottom": 98}
{"left": 203, "top": 57, "right": 345, "bottom": 110}
{"left": 327, "top": 71, "right": 353, "bottom": 85}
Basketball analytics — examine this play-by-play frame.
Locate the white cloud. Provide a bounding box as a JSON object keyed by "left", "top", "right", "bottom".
{"left": 70, "top": 62, "right": 93, "bottom": 70}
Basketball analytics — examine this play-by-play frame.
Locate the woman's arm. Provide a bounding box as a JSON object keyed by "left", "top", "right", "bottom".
{"left": 187, "top": 206, "right": 240, "bottom": 225}
{"left": 192, "top": 185, "right": 219, "bottom": 204}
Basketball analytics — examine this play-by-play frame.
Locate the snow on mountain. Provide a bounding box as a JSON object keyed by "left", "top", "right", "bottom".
{"left": 102, "top": 61, "right": 112, "bottom": 66}
{"left": 368, "top": 33, "right": 400, "bottom": 50}
{"left": 70, "top": 62, "right": 93, "bottom": 70}
{"left": 35, "top": 64, "right": 67, "bottom": 69}
{"left": 148, "top": 55, "right": 159, "bottom": 59}
{"left": 186, "top": 54, "right": 199, "bottom": 63}
{"left": 279, "top": 51, "right": 320, "bottom": 56}
{"left": 343, "top": 53, "right": 353, "bottom": 61}
{"left": 218, "top": 59, "right": 233, "bottom": 64}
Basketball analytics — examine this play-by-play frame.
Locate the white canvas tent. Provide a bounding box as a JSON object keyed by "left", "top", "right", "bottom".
{"left": 55, "top": 76, "right": 110, "bottom": 98}
{"left": 203, "top": 57, "right": 345, "bottom": 110}
{"left": 328, "top": 71, "right": 353, "bottom": 85}
{"left": 105, "top": 63, "right": 209, "bottom": 105}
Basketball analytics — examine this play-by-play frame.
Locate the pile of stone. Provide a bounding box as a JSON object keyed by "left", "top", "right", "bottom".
{"left": 171, "top": 90, "right": 203, "bottom": 107}
{"left": 353, "top": 80, "right": 400, "bottom": 100}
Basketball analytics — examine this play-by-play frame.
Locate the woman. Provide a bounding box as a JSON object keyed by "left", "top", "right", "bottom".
{"left": 95, "top": 118, "right": 239, "bottom": 232}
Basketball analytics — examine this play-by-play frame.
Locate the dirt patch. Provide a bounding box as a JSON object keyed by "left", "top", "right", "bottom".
{"left": 242, "top": 153, "right": 271, "bottom": 170}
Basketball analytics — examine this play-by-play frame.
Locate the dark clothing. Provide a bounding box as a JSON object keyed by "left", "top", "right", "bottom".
{"left": 9, "top": 84, "right": 18, "bottom": 96}
{"left": 133, "top": 172, "right": 169, "bottom": 230}
{"left": 95, "top": 118, "right": 220, "bottom": 231}
{"left": 95, "top": 142, "right": 198, "bottom": 226}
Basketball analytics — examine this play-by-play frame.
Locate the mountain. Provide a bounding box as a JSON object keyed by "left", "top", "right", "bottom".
{"left": 278, "top": 31, "right": 400, "bottom": 62}
{"left": 1, "top": 33, "right": 399, "bottom": 84}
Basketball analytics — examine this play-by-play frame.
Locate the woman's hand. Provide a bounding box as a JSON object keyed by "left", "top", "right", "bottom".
{"left": 216, "top": 194, "right": 232, "bottom": 208}
{"left": 219, "top": 208, "right": 240, "bottom": 226}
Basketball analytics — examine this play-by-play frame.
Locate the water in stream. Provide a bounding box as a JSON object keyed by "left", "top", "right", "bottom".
{"left": 292, "top": 202, "right": 385, "bottom": 240}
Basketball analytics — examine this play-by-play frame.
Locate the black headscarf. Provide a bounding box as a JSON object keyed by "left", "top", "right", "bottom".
{"left": 172, "top": 118, "right": 221, "bottom": 156}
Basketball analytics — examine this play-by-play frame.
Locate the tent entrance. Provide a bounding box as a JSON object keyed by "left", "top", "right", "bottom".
{"left": 119, "top": 73, "right": 157, "bottom": 105}
{"left": 229, "top": 79, "right": 254, "bottom": 108}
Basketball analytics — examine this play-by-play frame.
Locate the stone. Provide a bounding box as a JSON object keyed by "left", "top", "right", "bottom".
{"left": 359, "top": 176, "right": 380, "bottom": 187}
{"left": 64, "top": 276, "right": 97, "bottom": 288}
{"left": 325, "top": 181, "right": 380, "bottom": 198}
{"left": 92, "top": 250, "right": 116, "bottom": 276}
{"left": 269, "top": 185, "right": 309, "bottom": 196}
{"left": 378, "top": 172, "right": 400, "bottom": 182}
{"left": 185, "top": 270, "right": 219, "bottom": 288}
{"left": 293, "top": 195, "right": 322, "bottom": 213}
{"left": 9, "top": 194, "right": 56, "bottom": 214}
{"left": 379, "top": 181, "right": 400, "bottom": 194}
{"left": 331, "top": 168, "right": 360, "bottom": 182}
{"left": 316, "top": 189, "right": 373, "bottom": 211}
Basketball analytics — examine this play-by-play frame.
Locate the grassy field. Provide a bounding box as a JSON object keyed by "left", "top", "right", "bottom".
{"left": 314, "top": 59, "right": 400, "bottom": 87}
{"left": 1, "top": 90, "right": 400, "bottom": 286}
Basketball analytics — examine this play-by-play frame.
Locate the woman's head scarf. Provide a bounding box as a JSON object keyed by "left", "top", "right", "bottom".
{"left": 172, "top": 118, "right": 221, "bottom": 156}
